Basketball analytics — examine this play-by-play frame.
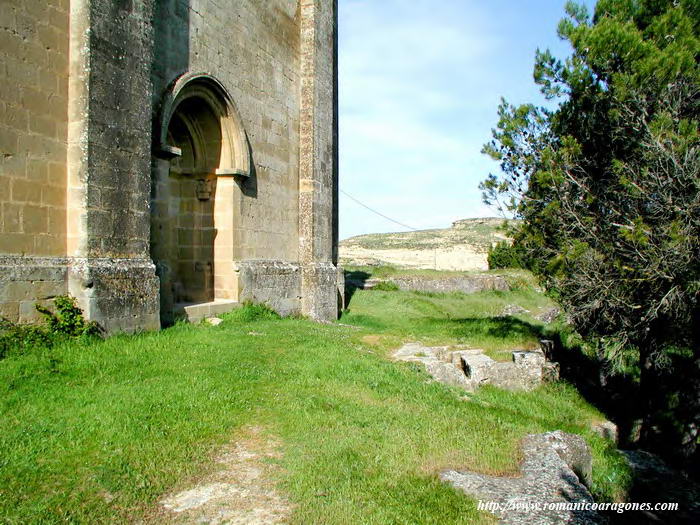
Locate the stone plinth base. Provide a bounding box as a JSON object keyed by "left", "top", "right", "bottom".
{"left": 67, "top": 257, "right": 160, "bottom": 334}
{"left": 1, "top": 255, "right": 160, "bottom": 334}
{"left": 0, "top": 256, "right": 70, "bottom": 323}
{"left": 2, "top": 256, "right": 342, "bottom": 331}
{"left": 301, "top": 262, "right": 341, "bottom": 322}
{"left": 237, "top": 260, "right": 302, "bottom": 317}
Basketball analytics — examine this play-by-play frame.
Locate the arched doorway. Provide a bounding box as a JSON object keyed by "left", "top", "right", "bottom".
{"left": 152, "top": 73, "right": 250, "bottom": 325}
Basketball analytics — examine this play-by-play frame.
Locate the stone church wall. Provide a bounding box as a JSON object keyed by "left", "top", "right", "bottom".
{"left": 151, "top": 0, "right": 306, "bottom": 319}
{"left": 0, "top": 0, "right": 340, "bottom": 331}
{"left": 0, "top": 0, "right": 70, "bottom": 322}
{"left": 153, "top": 1, "right": 302, "bottom": 262}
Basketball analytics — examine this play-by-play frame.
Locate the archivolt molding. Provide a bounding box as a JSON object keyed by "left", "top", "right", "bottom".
{"left": 154, "top": 72, "right": 250, "bottom": 177}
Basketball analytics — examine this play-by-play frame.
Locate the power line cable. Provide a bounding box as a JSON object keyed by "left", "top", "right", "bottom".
{"left": 340, "top": 189, "right": 419, "bottom": 231}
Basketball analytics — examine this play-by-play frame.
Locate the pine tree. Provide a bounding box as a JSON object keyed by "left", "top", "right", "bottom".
{"left": 481, "top": 0, "right": 699, "bottom": 462}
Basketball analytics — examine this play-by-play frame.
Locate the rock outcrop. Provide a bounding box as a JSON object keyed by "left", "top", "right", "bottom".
{"left": 536, "top": 307, "right": 561, "bottom": 324}
{"left": 394, "top": 341, "right": 559, "bottom": 392}
{"left": 441, "top": 431, "right": 603, "bottom": 525}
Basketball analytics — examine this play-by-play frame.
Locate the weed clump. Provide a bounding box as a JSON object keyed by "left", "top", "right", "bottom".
{"left": 224, "top": 302, "right": 281, "bottom": 322}
{"left": 0, "top": 319, "right": 52, "bottom": 359}
{"left": 0, "top": 295, "right": 99, "bottom": 359}
{"left": 35, "top": 296, "right": 100, "bottom": 337}
{"left": 371, "top": 281, "right": 399, "bottom": 292}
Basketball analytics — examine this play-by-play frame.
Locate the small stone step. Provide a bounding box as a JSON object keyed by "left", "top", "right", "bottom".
{"left": 174, "top": 300, "right": 240, "bottom": 324}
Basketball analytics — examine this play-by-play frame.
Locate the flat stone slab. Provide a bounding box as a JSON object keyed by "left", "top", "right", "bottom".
{"left": 174, "top": 300, "right": 240, "bottom": 324}
{"left": 441, "top": 431, "right": 602, "bottom": 525}
{"left": 393, "top": 343, "right": 473, "bottom": 389}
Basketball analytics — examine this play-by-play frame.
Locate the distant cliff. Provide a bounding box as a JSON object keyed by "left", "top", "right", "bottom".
{"left": 339, "top": 218, "right": 517, "bottom": 271}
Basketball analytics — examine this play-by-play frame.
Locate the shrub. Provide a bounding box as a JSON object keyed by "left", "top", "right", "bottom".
{"left": 487, "top": 241, "right": 524, "bottom": 270}
{"left": 36, "top": 296, "right": 100, "bottom": 337}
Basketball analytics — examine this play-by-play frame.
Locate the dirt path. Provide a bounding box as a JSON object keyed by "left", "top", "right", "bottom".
{"left": 156, "top": 426, "right": 291, "bottom": 524}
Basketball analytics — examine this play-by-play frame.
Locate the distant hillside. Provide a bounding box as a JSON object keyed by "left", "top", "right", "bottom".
{"left": 340, "top": 218, "right": 518, "bottom": 271}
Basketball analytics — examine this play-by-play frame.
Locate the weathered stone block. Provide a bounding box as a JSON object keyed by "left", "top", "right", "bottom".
{"left": 67, "top": 257, "right": 160, "bottom": 334}
{"left": 542, "top": 361, "right": 560, "bottom": 383}
{"left": 591, "top": 420, "right": 618, "bottom": 443}
{"left": 2, "top": 203, "right": 22, "bottom": 233}
{"left": 0, "top": 301, "right": 19, "bottom": 320}
{"left": 512, "top": 349, "right": 546, "bottom": 366}
{"left": 461, "top": 353, "right": 497, "bottom": 386}
{"left": 238, "top": 260, "right": 302, "bottom": 317}
{"left": 22, "top": 205, "right": 48, "bottom": 234}
{"left": 395, "top": 342, "right": 561, "bottom": 393}
{"left": 12, "top": 179, "right": 42, "bottom": 204}
{"left": 300, "top": 262, "right": 339, "bottom": 321}
{"left": 441, "top": 431, "right": 601, "bottom": 525}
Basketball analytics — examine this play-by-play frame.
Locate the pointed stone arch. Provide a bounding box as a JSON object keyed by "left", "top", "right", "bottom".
{"left": 151, "top": 72, "right": 248, "bottom": 325}
{"left": 155, "top": 72, "right": 251, "bottom": 177}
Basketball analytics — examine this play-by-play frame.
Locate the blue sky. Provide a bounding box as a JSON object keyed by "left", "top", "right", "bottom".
{"left": 338, "top": 0, "right": 589, "bottom": 239}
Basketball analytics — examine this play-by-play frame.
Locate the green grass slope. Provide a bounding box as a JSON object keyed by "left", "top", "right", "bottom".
{"left": 0, "top": 285, "right": 629, "bottom": 524}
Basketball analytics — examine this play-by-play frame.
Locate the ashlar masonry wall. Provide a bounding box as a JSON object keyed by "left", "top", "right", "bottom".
{"left": 0, "top": 0, "right": 340, "bottom": 331}
{"left": 0, "top": 0, "right": 70, "bottom": 322}
{"left": 150, "top": 0, "right": 340, "bottom": 322}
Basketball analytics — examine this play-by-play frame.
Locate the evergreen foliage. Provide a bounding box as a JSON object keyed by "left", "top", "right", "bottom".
{"left": 481, "top": 0, "right": 699, "bottom": 462}
{"left": 487, "top": 241, "right": 525, "bottom": 270}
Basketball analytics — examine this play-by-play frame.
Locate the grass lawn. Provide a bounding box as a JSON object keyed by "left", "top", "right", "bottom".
{"left": 343, "top": 267, "right": 556, "bottom": 361}
{"left": 0, "top": 279, "right": 630, "bottom": 524}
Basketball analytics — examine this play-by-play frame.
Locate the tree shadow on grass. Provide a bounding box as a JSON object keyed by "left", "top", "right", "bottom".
{"left": 540, "top": 329, "right": 642, "bottom": 447}
{"left": 424, "top": 315, "right": 544, "bottom": 344}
